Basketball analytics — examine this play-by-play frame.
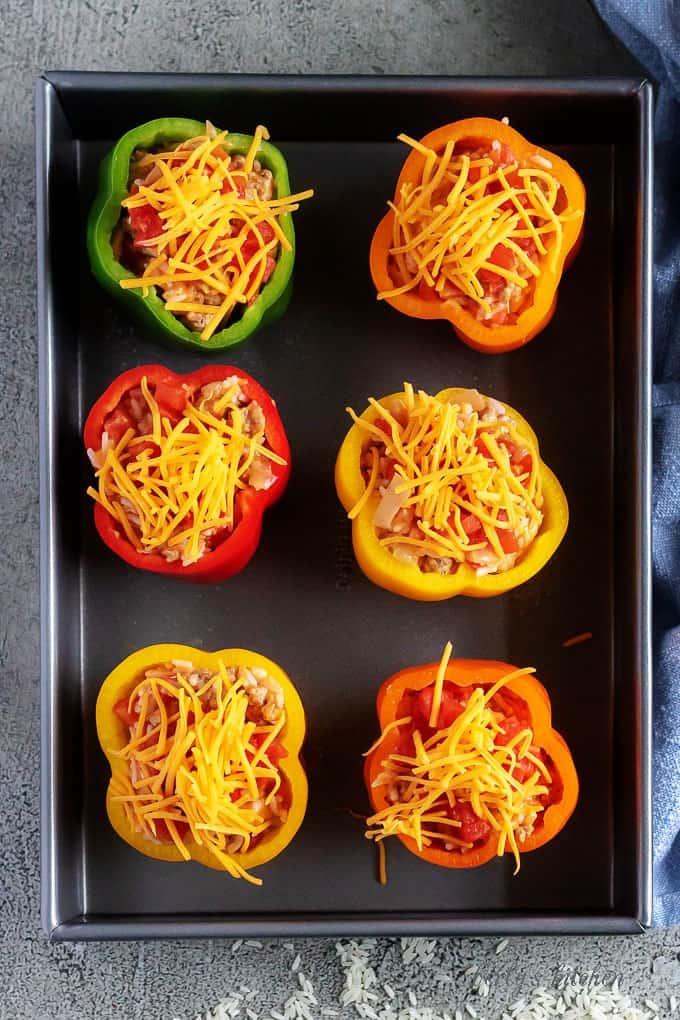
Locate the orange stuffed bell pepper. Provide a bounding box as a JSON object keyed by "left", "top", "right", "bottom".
{"left": 370, "top": 117, "right": 585, "bottom": 353}
{"left": 364, "top": 643, "right": 579, "bottom": 871}
{"left": 96, "top": 644, "right": 307, "bottom": 884}
{"left": 335, "top": 383, "right": 568, "bottom": 600}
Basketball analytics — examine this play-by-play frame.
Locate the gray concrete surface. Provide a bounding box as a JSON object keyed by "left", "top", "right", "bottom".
{"left": 2, "top": 1, "right": 677, "bottom": 1018}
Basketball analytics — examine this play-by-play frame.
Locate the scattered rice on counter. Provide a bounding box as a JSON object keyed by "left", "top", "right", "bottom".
{"left": 178, "top": 944, "right": 668, "bottom": 1020}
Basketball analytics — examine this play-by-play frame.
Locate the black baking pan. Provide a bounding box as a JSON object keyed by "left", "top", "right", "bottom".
{"left": 36, "top": 72, "right": 652, "bottom": 939}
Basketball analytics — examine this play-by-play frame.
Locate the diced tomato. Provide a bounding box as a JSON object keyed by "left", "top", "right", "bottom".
{"left": 499, "top": 169, "right": 532, "bottom": 211}
{"left": 497, "top": 143, "right": 514, "bottom": 165}
{"left": 152, "top": 819, "right": 189, "bottom": 843}
{"left": 449, "top": 800, "right": 491, "bottom": 843}
{"left": 397, "top": 727, "right": 415, "bottom": 757}
{"left": 250, "top": 732, "right": 288, "bottom": 764}
{"left": 512, "top": 757, "right": 537, "bottom": 783}
{"left": 257, "top": 221, "right": 275, "bottom": 245}
{"left": 265, "top": 739, "right": 288, "bottom": 765}
{"left": 495, "top": 436, "right": 532, "bottom": 481}
{"left": 221, "top": 176, "right": 246, "bottom": 197}
{"left": 492, "top": 244, "right": 516, "bottom": 270}
{"left": 383, "top": 457, "right": 397, "bottom": 481}
{"left": 475, "top": 434, "right": 494, "bottom": 461}
{"left": 154, "top": 381, "right": 187, "bottom": 422}
{"left": 239, "top": 233, "right": 258, "bottom": 264}
{"left": 440, "top": 280, "right": 465, "bottom": 300}
{"left": 113, "top": 698, "right": 138, "bottom": 728}
{"left": 497, "top": 436, "right": 517, "bottom": 459}
{"left": 133, "top": 440, "right": 160, "bottom": 459}
{"left": 514, "top": 235, "right": 538, "bottom": 264}
{"left": 504, "top": 168, "right": 523, "bottom": 188}
{"left": 234, "top": 223, "right": 279, "bottom": 302}
{"left": 262, "top": 253, "right": 277, "bottom": 284}
{"left": 103, "top": 406, "right": 136, "bottom": 444}
{"left": 517, "top": 452, "right": 532, "bottom": 478}
{"left": 418, "top": 279, "right": 439, "bottom": 301}
{"left": 485, "top": 176, "right": 503, "bottom": 197}
{"left": 478, "top": 243, "right": 516, "bottom": 288}
{"left": 496, "top": 715, "right": 540, "bottom": 781}
{"left": 515, "top": 234, "right": 537, "bottom": 253}
{"left": 206, "top": 523, "right": 231, "bottom": 550}
{"left": 467, "top": 165, "right": 482, "bottom": 185}
{"left": 135, "top": 731, "right": 158, "bottom": 752}
{"left": 413, "top": 684, "right": 469, "bottom": 730}
{"left": 496, "top": 509, "right": 519, "bottom": 554}
{"left": 460, "top": 511, "right": 484, "bottom": 543}
{"left": 240, "top": 222, "right": 276, "bottom": 263}
{"left": 495, "top": 714, "right": 523, "bottom": 746}
{"left": 374, "top": 418, "right": 392, "bottom": 437}
{"left": 128, "top": 203, "right": 164, "bottom": 247}
{"left": 155, "top": 686, "right": 179, "bottom": 709}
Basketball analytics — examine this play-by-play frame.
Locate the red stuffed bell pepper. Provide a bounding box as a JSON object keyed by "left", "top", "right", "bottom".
{"left": 84, "top": 365, "right": 291, "bottom": 582}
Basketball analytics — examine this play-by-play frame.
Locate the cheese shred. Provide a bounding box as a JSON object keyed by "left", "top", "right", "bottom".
{"left": 428, "top": 640, "right": 453, "bottom": 728}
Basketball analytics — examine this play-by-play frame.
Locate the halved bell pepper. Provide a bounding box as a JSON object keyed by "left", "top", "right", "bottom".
{"left": 84, "top": 364, "right": 291, "bottom": 582}
{"left": 335, "top": 386, "right": 568, "bottom": 600}
{"left": 96, "top": 643, "right": 307, "bottom": 879}
{"left": 364, "top": 656, "right": 578, "bottom": 869}
{"left": 370, "top": 117, "right": 585, "bottom": 353}
{"left": 87, "top": 118, "right": 299, "bottom": 352}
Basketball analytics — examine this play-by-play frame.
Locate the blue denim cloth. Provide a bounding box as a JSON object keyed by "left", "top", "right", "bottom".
{"left": 593, "top": 0, "right": 680, "bottom": 925}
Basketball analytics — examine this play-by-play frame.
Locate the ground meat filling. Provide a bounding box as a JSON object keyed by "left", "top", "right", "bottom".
{"left": 114, "top": 142, "right": 277, "bottom": 333}
{"left": 89, "top": 375, "right": 277, "bottom": 566}
{"left": 117, "top": 658, "right": 289, "bottom": 852}
{"left": 359, "top": 388, "right": 543, "bottom": 577}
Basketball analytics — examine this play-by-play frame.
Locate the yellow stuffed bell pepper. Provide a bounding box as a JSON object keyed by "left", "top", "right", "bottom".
{"left": 335, "top": 384, "right": 568, "bottom": 601}
{"left": 96, "top": 643, "right": 307, "bottom": 884}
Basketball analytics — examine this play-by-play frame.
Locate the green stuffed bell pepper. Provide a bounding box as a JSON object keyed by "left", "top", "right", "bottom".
{"left": 86, "top": 118, "right": 313, "bottom": 353}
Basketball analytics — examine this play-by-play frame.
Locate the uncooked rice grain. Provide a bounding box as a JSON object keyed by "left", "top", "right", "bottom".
{"left": 188, "top": 939, "right": 667, "bottom": 1020}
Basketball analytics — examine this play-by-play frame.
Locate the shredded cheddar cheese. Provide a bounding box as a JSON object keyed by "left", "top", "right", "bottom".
{"left": 109, "top": 660, "right": 287, "bottom": 884}
{"left": 562, "top": 631, "right": 593, "bottom": 648}
{"left": 119, "top": 125, "right": 313, "bottom": 340}
{"left": 377, "top": 839, "right": 387, "bottom": 885}
{"left": 380, "top": 133, "right": 582, "bottom": 318}
{"left": 365, "top": 647, "right": 552, "bottom": 872}
{"left": 346, "top": 386, "right": 543, "bottom": 569}
{"left": 428, "top": 639, "right": 453, "bottom": 728}
{"left": 87, "top": 376, "right": 286, "bottom": 566}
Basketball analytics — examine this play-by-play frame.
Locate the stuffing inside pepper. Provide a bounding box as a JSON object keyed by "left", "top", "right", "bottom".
{"left": 365, "top": 643, "right": 562, "bottom": 873}
{"left": 380, "top": 131, "right": 583, "bottom": 327}
{"left": 86, "top": 373, "right": 286, "bottom": 566}
{"left": 346, "top": 384, "right": 543, "bottom": 577}
{"left": 109, "top": 656, "right": 290, "bottom": 883}
{"left": 113, "top": 123, "right": 312, "bottom": 340}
